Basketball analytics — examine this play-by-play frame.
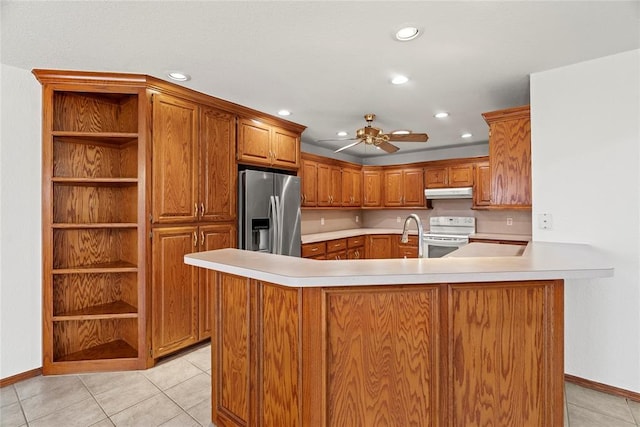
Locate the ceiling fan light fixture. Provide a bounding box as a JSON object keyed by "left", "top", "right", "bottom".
{"left": 391, "top": 75, "right": 409, "bottom": 85}
{"left": 167, "top": 71, "right": 190, "bottom": 82}
{"left": 395, "top": 26, "right": 420, "bottom": 41}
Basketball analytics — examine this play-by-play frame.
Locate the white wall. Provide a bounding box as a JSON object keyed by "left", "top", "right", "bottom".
{"left": 0, "top": 64, "right": 42, "bottom": 378}
{"left": 531, "top": 50, "right": 640, "bottom": 392}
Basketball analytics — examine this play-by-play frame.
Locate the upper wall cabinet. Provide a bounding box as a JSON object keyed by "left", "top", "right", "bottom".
{"left": 362, "top": 167, "right": 383, "bottom": 208}
{"left": 237, "top": 118, "right": 302, "bottom": 170}
{"left": 424, "top": 163, "right": 474, "bottom": 188}
{"left": 482, "top": 105, "right": 531, "bottom": 209}
{"left": 383, "top": 167, "right": 424, "bottom": 207}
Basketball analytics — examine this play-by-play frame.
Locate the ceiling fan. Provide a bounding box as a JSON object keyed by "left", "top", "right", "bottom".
{"left": 322, "top": 114, "right": 429, "bottom": 154}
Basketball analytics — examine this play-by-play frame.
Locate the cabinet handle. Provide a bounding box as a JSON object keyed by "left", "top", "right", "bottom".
{"left": 193, "top": 231, "right": 198, "bottom": 247}
{"left": 194, "top": 203, "right": 198, "bottom": 217}
{"left": 200, "top": 203, "right": 205, "bottom": 217}
{"left": 201, "top": 232, "right": 205, "bottom": 246}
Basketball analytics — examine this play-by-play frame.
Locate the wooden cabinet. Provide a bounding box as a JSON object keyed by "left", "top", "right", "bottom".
{"left": 325, "top": 238, "right": 348, "bottom": 260}
{"left": 152, "top": 97, "right": 236, "bottom": 224}
{"left": 424, "top": 163, "right": 474, "bottom": 188}
{"left": 237, "top": 118, "right": 300, "bottom": 170}
{"left": 394, "top": 235, "right": 418, "bottom": 258}
{"left": 383, "top": 168, "right": 424, "bottom": 207}
{"left": 152, "top": 223, "right": 235, "bottom": 356}
{"left": 473, "top": 161, "right": 491, "bottom": 207}
{"left": 36, "top": 72, "right": 147, "bottom": 374}
{"left": 366, "top": 234, "right": 394, "bottom": 259}
{"left": 317, "top": 163, "right": 342, "bottom": 207}
{"left": 482, "top": 105, "right": 531, "bottom": 208}
{"left": 301, "top": 241, "right": 326, "bottom": 259}
{"left": 347, "top": 236, "right": 365, "bottom": 259}
{"left": 362, "top": 167, "right": 383, "bottom": 208}
{"left": 341, "top": 167, "right": 361, "bottom": 207}
{"left": 300, "top": 158, "right": 318, "bottom": 207}
{"left": 210, "top": 274, "right": 564, "bottom": 427}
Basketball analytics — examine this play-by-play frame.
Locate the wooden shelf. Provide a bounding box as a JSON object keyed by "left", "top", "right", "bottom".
{"left": 54, "top": 300, "right": 138, "bottom": 321}
{"left": 52, "top": 223, "right": 138, "bottom": 229}
{"left": 55, "top": 339, "right": 138, "bottom": 362}
{"left": 53, "top": 261, "right": 138, "bottom": 275}
{"left": 52, "top": 131, "right": 138, "bottom": 144}
{"left": 52, "top": 177, "right": 138, "bottom": 185}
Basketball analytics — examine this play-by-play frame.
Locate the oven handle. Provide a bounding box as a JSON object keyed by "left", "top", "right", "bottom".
{"left": 423, "top": 237, "right": 468, "bottom": 247}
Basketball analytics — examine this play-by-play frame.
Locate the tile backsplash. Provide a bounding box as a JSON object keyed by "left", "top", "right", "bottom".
{"left": 301, "top": 199, "right": 532, "bottom": 236}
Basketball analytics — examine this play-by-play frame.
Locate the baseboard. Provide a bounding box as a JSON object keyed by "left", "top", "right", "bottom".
{"left": 565, "top": 374, "right": 640, "bottom": 402}
{"left": 0, "top": 367, "right": 42, "bottom": 387}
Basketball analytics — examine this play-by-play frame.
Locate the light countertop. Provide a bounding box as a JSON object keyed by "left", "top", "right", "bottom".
{"left": 445, "top": 242, "right": 526, "bottom": 257}
{"left": 301, "top": 228, "right": 531, "bottom": 244}
{"left": 470, "top": 233, "right": 532, "bottom": 242}
{"left": 184, "top": 242, "right": 613, "bottom": 287}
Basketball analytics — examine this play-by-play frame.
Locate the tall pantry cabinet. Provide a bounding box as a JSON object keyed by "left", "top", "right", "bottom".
{"left": 34, "top": 69, "right": 298, "bottom": 374}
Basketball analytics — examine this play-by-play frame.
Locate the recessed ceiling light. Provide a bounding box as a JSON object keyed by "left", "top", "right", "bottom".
{"left": 167, "top": 71, "right": 190, "bottom": 82}
{"left": 391, "top": 75, "right": 409, "bottom": 85}
{"left": 337, "top": 131, "right": 348, "bottom": 137}
{"left": 277, "top": 109, "right": 291, "bottom": 116}
{"left": 395, "top": 26, "right": 420, "bottom": 41}
{"left": 461, "top": 133, "right": 473, "bottom": 139}
{"left": 392, "top": 130, "right": 411, "bottom": 135}
{"left": 434, "top": 112, "right": 449, "bottom": 118}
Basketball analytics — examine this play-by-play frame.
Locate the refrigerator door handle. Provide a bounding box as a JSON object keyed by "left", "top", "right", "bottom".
{"left": 274, "top": 195, "right": 283, "bottom": 254}
{"left": 269, "top": 195, "right": 278, "bottom": 254}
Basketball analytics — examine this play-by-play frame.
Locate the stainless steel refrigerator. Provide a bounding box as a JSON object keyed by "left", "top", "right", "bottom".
{"left": 238, "top": 170, "right": 301, "bottom": 257}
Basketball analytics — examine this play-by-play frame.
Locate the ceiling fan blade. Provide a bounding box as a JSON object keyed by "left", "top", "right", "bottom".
{"left": 376, "top": 140, "right": 399, "bottom": 153}
{"left": 317, "top": 137, "right": 358, "bottom": 143}
{"left": 334, "top": 140, "right": 363, "bottom": 153}
{"left": 387, "top": 133, "right": 429, "bottom": 143}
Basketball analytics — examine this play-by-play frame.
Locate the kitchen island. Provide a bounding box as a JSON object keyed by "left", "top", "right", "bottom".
{"left": 185, "top": 242, "right": 612, "bottom": 427}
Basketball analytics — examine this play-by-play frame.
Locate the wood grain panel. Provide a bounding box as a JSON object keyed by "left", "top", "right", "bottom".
{"left": 403, "top": 168, "right": 425, "bottom": 206}
{"left": 52, "top": 229, "right": 137, "bottom": 269}
{"left": 301, "top": 159, "right": 318, "bottom": 207}
{"left": 53, "top": 137, "right": 138, "bottom": 178}
{"left": 200, "top": 107, "right": 236, "bottom": 222}
{"left": 449, "top": 282, "right": 559, "bottom": 426}
{"left": 151, "top": 94, "right": 199, "bottom": 223}
{"left": 425, "top": 167, "right": 447, "bottom": 188}
{"left": 362, "top": 168, "right": 382, "bottom": 207}
{"left": 326, "top": 286, "right": 440, "bottom": 427}
{"left": 366, "top": 234, "right": 393, "bottom": 259}
{"left": 272, "top": 128, "right": 300, "bottom": 169}
{"left": 53, "top": 318, "right": 138, "bottom": 360}
{"left": 237, "top": 119, "right": 271, "bottom": 163}
{"left": 151, "top": 227, "right": 198, "bottom": 357}
{"left": 383, "top": 169, "right": 403, "bottom": 206}
{"left": 216, "top": 273, "right": 250, "bottom": 425}
{"left": 260, "top": 283, "right": 301, "bottom": 427}
{"left": 53, "top": 183, "right": 137, "bottom": 223}
{"left": 53, "top": 273, "right": 137, "bottom": 315}
{"left": 53, "top": 91, "right": 138, "bottom": 133}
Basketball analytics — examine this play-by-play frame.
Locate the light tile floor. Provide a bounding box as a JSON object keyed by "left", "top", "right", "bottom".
{"left": 1, "top": 341, "right": 639, "bottom": 426}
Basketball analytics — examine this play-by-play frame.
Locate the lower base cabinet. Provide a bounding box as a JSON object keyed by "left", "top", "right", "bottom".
{"left": 151, "top": 223, "right": 235, "bottom": 358}
{"left": 211, "top": 275, "right": 564, "bottom": 427}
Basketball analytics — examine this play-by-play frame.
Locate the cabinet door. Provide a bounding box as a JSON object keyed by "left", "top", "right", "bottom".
{"left": 449, "top": 164, "right": 474, "bottom": 187}
{"left": 316, "top": 163, "right": 332, "bottom": 206}
{"left": 272, "top": 127, "right": 300, "bottom": 169}
{"left": 152, "top": 94, "right": 199, "bottom": 223}
{"left": 199, "top": 223, "right": 236, "bottom": 340}
{"left": 330, "top": 166, "right": 342, "bottom": 207}
{"left": 152, "top": 226, "right": 199, "bottom": 358}
{"left": 424, "top": 167, "right": 448, "bottom": 188}
{"left": 237, "top": 118, "right": 271, "bottom": 165}
{"left": 341, "top": 168, "right": 361, "bottom": 206}
{"left": 301, "top": 159, "right": 318, "bottom": 207}
{"left": 383, "top": 170, "right": 403, "bottom": 207}
{"left": 350, "top": 169, "right": 362, "bottom": 206}
{"left": 200, "top": 107, "right": 236, "bottom": 222}
{"left": 366, "top": 235, "right": 393, "bottom": 259}
{"left": 403, "top": 168, "right": 425, "bottom": 206}
{"left": 474, "top": 162, "right": 491, "bottom": 207}
{"left": 362, "top": 169, "right": 382, "bottom": 207}
{"left": 490, "top": 118, "right": 531, "bottom": 206}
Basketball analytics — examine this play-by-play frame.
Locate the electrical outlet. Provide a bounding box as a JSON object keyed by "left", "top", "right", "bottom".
{"left": 355, "top": 215, "right": 359, "bottom": 223}
{"left": 397, "top": 216, "right": 401, "bottom": 223}
{"left": 506, "top": 217, "right": 513, "bottom": 226}
{"left": 538, "top": 213, "right": 552, "bottom": 230}
{"left": 320, "top": 217, "right": 325, "bottom": 226}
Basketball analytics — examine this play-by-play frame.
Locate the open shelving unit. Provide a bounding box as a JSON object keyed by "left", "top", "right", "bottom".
{"left": 36, "top": 74, "right": 149, "bottom": 374}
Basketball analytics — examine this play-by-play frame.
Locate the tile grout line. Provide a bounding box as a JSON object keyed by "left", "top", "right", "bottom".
{"left": 77, "top": 373, "right": 112, "bottom": 426}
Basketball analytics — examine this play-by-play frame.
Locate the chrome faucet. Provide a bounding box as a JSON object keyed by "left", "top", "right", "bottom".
{"left": 401, "top": 213, "right": 424, "bottom": 258}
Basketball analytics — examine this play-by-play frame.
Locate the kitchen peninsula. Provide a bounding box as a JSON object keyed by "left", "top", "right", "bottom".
{"left": 185, "top": 243, "right": 612, "bottom": 426}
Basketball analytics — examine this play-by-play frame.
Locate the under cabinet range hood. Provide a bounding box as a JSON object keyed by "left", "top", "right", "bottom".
{"left": 424, "top": 187, "right": 473, "bottom": 200}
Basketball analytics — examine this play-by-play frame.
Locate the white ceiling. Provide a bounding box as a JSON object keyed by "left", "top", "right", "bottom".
{"left": 2, "top": 1, "right": 639, "bottom": 159}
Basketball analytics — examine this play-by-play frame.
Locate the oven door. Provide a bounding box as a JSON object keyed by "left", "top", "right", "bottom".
{"left": 423, "top": 235, "right": 468, "bottom": 258}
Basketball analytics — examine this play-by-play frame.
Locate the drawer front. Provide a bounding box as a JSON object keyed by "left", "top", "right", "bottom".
{"left": 326, "top": 238, "right": 347, "bottom": 253}
{"left": 302, "top": 242, "right": 327, "bottom": 258}
{"left": 347, "top": 236, "right": 364, "bottom": 248}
